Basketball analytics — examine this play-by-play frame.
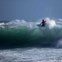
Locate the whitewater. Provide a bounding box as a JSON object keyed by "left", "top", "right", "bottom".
{"left": 0, "top": 48, "right": 62, "bottom": 62}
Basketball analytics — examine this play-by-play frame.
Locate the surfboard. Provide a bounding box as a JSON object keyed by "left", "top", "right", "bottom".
{"left": 37, "top": 24, "right": 42, "bottom": 27}
{"left": 37, "top": 24, "right": 45, "bottom": 27}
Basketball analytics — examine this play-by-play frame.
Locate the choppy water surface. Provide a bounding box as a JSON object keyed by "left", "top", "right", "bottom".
{"left": 0, "top": 48, "right": 62, "bottom": 62}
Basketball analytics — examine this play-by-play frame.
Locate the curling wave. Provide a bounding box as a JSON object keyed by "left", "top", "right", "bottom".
{"left": 0, "top": 18, "right": 62, "bottom": 48}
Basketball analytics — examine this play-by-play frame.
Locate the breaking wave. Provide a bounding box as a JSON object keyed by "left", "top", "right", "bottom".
{"left": 0, "top": 17, "right": 62, "bottom": 48}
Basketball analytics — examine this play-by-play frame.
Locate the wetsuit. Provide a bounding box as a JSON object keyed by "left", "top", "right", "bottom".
{"left": 41, "top": 19, "right": 46, "bottom": 27}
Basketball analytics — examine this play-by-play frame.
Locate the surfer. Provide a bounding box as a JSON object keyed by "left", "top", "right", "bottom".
{"left": 37, "top": 19, "right": 46, "bottom": 27}
{"left": 41, "top": 19, "right": 46, "bottom": 27}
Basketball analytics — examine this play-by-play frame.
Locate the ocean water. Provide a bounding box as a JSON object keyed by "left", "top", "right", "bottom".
{"left": 0, "top": 18, "right": 62, "bottom": 62}
{"left": 0, "top": 48, "right": 62, "bottom": 62}
{"left": 0, "top": 18, "right": 62, "bottom": 48}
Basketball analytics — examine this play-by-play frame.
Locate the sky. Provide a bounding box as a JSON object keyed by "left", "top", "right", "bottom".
{"left": 0, "top": 0, "right": 62, "bottom": 21}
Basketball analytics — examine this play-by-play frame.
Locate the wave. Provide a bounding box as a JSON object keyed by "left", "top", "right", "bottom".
{"left": 0, "top": 17, "right": 62, "bottom": 48}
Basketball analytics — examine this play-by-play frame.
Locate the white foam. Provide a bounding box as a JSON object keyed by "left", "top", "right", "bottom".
{"left": 56, "top": 39, "right": 62, "bottom": 48}
{"left": 0, "top": 17, "right": 62, "bottom": 29}
{"left": 45, "top": 18, "right": 56, "bottom": 29}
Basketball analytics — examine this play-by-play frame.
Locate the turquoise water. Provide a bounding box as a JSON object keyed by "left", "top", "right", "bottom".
{"left": 0, "top": 26, "right": 62, "bottom": 48}
{"left": 0, "top": 18, "right": 62, "bottom": 48}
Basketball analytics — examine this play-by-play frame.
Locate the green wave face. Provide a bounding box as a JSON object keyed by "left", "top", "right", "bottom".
{"left": 0, "top": 26, "right": 62, "bottom": 48}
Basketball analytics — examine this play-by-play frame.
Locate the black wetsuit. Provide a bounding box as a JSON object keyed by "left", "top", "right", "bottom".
{"left": 41, "top": 20, "right": 46, "bottom": 27}
{"left": 37, "top": 19, "right": 46, "bottom": 27}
